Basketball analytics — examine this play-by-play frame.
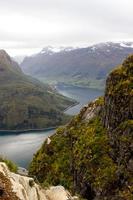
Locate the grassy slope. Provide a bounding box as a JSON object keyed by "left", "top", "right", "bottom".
{"left": 0, "top": 50, "right": 74, "bottom": 130}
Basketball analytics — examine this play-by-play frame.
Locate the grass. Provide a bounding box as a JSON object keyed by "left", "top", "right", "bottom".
{"left": 0, "top": 156, "right": 18, "bottom": 173}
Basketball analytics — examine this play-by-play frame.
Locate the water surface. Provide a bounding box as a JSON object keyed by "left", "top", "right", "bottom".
{"left": 0, "top": 130, "right": 54, "bottom": 168}
{"left": 56, "top": 84, "right": 103, "bottom": 115}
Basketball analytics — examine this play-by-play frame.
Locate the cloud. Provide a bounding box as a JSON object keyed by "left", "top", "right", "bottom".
{"left": 0, "top": 0, "right": 133, "bottom": 55}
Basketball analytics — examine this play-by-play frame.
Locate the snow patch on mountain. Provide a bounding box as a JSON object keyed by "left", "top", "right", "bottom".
{"left": 40, "top": 46, "right": 78, "bottom": 54}
{"left": 120, "top": 42, "right": 133, "bottom": 48}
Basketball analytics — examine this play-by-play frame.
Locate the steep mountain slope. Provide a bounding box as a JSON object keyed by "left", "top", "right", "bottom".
{"left": 29, "top": 55, "right": 133, "bottom": 199}
{"left": 21, "top": 42, "right": 133, "bottom": 89}
{"left": 0, "top": 50, "right": 74, "bottom": 130}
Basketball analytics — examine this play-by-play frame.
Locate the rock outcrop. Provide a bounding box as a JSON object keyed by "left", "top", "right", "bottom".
{"left": 0, "top": 162, "right": 77, "bottom": 200}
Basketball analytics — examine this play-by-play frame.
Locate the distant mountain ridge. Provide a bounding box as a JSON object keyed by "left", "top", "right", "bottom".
{"left": 0, "top": 50, "right": 74, "bottom": 130}
{"left": 21, "top": 42, "right": 133, "bottom": 89}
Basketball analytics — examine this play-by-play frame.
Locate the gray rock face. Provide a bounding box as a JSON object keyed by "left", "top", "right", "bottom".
{"left": 82, "top": 99, "right": 102, "bottom": 122}
{"left": 0, "top": 162, "right": 77, "bottom": 200}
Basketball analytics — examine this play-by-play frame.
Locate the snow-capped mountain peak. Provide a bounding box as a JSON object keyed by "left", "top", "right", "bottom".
{"left": 88, "top": 41, "right": 133, "bottom": 53}
{"left": 39, "top": 42, "right": 133, "bottom": 56}
{"left": 119, "top": 42, "right": 133, "bottom": 48}
{"left": 40, "top": 46, "right": 78, "bottom": 55}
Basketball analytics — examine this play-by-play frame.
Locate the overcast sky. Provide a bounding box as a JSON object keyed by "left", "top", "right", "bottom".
{"left": 0, "top": 0, "right": 133, "bottom": 56}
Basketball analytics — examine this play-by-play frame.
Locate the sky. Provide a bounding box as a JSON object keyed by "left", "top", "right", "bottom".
{"left": 0, "top": 0, "right": 133, "bottom": 56}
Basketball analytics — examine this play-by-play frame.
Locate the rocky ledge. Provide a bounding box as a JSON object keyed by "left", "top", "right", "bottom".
{"left": 0, "top": 162, "right": 78, "bottom": 200}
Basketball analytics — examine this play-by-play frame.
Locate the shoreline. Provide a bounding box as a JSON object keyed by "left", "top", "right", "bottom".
{"left": 63, "top": 101, "right": 79, "bottom": 112}
{"left": 55, "top": 82, "right": 104, "bottom": 91}
{"left": 0, "top": 102, "right": 78, "bottom": 135}
{"left": 0, "top": 85, "right": 82, "bottom": 135}
{"left": 0, "top": 127, "right": 57, "bottom": 134}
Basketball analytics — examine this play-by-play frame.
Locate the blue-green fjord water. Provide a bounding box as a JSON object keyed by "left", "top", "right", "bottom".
{"left": 0, "top": 85, "right": 103, "bottom": 168}
{"left": 56, "top": 84, "right": 103, "bottom": 115}
{"left": 0, "top": 130, "right": 54, "bottom": 168}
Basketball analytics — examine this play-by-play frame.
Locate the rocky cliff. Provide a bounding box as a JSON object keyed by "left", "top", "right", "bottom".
{"left": 0, "top": 162, "right": 77, "bottom": 200}
{"left": 29, "top": 55, "right": 133, "bottom": 199}
{"left": 104, "top": 54, "right": 133, "bottom": 130}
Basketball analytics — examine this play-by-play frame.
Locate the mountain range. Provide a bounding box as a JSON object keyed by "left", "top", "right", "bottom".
{"left": 0, "top": 50, "right": 74, "bottom": 130}
{"left": 21, "top": 42, "right": 133, "bottom": 90}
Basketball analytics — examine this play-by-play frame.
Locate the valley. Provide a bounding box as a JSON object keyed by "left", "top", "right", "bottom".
{"left": 0, "top": 50, "right": 132, "bottom": 200}
{"left": 21, "top": 42, "right": 133, "bottom": 90}
{"left": 0, "top": 0, "right": 133, "bottom": 199}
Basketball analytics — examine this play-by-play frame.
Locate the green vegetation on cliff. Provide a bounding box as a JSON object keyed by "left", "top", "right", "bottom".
{"left": 29, "top": 55, "right": 133, "bottom": 200}
{"left": 29, "top": 116, "right": 118, "bottom": 196}
{"left": 0, "top": 50, "right": 74, "bottom": 130}
{"left": 0, "top": 156, "right": 18, "bottom": 173}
